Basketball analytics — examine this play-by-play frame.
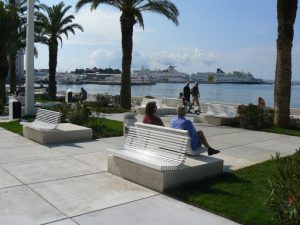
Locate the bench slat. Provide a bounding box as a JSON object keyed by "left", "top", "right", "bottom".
{"left": 22, "top": 108, "right": 62, "bottom": 131}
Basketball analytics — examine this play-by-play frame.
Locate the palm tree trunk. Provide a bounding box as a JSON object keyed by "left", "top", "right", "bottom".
{"left": 48, "top": 41, "right": 58, "bottom": 99}
{"left": 274, "top": 0, "right": 298, "bottom": 127}
{"left": 9, "top": 53, "right": 17, "bottom": 94}
{"left": 120, "top": 13, "right": 135, "bottom": 109}
{"left": 0, "top": 55, "right": 9, "bottom": 103}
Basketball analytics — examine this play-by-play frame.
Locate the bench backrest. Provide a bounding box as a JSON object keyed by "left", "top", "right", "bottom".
{"left": 141, "top": 98, "right": 162, "bottom": 108}
{"left": 163, "top": 98, "right": 183, "bottom": 108}
{"left": 34, "top": 108, "right": 62, "bottom": 129}
{"left": 205, "top": 103, "right": 237, "bottom": 118}
{"left": 127, "top": 122, "right": 189, "bottom": 168}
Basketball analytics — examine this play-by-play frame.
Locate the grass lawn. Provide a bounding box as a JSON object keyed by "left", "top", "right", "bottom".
{"left": 166, "top": 160, "right": 279, "bottom": 225}
{"left": 0, "top": 116, "right": 123, "bottom": 139}
{"left": 263, "top": 127, "right": 300, "bottom": 137}
{"left": 84, "top": 117, "right": 123, "bottom": 139}
{"left": 0, "top": 120, "right": 23, "bottom": 135}
{"left": 0, "top": 116, "right": 35, "bottom": 135}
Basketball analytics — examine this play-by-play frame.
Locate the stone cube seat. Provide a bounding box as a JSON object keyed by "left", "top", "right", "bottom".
{"left": 23, "top": 123, "right": 92, "bottom": 145}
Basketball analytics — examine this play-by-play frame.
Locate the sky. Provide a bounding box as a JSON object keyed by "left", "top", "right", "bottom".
{"left": 34, "top": 0, "right": 300, "bottom": 80}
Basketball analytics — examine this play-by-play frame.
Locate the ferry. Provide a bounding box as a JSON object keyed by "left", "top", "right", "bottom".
{"left": 133, "top": 66, "right": 189, "bottom": 83}
{"left": 86, "top": 74, "right": 156, "bottom": 85}
{"left": 191, "top": 68, "right": 265, "bottom": 84}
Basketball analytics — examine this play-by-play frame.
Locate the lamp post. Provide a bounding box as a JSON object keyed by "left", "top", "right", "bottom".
{"left": 25, "top": 0, "right": 35, "bottom": 115}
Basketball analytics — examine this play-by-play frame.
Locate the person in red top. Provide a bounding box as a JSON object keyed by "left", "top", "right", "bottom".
{"left": 143, "top": 101, "right": 164, "bottom": 126}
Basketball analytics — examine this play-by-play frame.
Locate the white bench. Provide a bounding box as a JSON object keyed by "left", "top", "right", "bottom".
{"left": 106, "top": 122, "right": 223, "bottom": 192}
{"left": 204, "top": 103, "right": 238, "bottom": 126}
{"left": 21, "top": 108, "right": 92, "bottom": 144}
{"left": 162, "top": 98, "right": 183, "bottom": 108}
{"left": 21, "top": 108, "right": 62, "bottom": 131}
{"left": 135, "top": 97, "right": 181, "bottom": 115}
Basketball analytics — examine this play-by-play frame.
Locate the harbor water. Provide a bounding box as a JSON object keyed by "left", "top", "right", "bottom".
{"left": 57, "top": 83, "right": 300, "bottom": 108}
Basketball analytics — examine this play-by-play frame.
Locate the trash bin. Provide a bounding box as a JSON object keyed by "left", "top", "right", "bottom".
{"left": 65, "top": 89, "right": 72, "bottom": 102}
{"left": 9, "top": 97, "right": 21, "bottom": 120}
{"left": 123, "top": 112, "right": 137, "bottom": 136}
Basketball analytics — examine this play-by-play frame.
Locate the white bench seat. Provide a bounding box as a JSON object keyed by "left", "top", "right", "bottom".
{"left": 204, "top": 103, "right": 238, "bottom": 126}
{"left": 21, "top": 108, "right": 92, "bottom": 144}
{"left": 107, "top": 123, "right": 188, "bottom": 171}
{"left": 21, "top": 108, "right": 62, "bottom": 131}
{"left": 106, "top": 122, "right": 223, "bottom": 192}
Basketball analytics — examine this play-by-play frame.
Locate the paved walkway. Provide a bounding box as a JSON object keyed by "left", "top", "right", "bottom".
{"left": 0, "top": 114, "right": 299, "bottom": 225}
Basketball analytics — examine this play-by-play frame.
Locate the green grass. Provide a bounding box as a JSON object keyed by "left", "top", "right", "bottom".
{"left": 263, "top": 127, "right": 300, "bottom": 137}
{"left": 0, "top": 116, "right": 35, "bottom": 135}
{"left": 84, "top": 117, "right": 123, "bottom": 139}
{"left": 166, "top": 160, "right": 279, "bottom": 225}
{"left": 0, "top": 121, "right": 23, "bottom": 135}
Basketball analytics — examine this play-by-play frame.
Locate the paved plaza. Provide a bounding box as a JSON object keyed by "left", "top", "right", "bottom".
{"left": 0, "top": 114, "right": 299, "bottom": 225}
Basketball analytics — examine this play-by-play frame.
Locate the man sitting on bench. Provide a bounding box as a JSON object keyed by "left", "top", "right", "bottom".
{"left": 170, "top": 105, "right": 220, "bottom": 156}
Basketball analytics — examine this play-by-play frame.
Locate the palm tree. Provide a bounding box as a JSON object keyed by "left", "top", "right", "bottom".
{"left": 274, "top": 0, "right": 298, "bottom": 127}
{"left": 0, "top": 2, "right": 21, "bottom": 103}
{"left": 36, "top": 2, "right": 83, "bottom": 99}
{"left": 4, "top": 0, "right": 27, "bottom": 94}
{"left": 75, "top": 0, "right": 179, "bottom": 109}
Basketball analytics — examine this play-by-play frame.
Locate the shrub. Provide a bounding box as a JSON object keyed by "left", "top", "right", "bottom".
{"left": 289, "top": 118, "right": 300, "bottom": 131}
{"left": 95, "top": 93, "right": 111, "bottom": 107}
{"left": 266, "top": 150, "right": 300, "bottom": 225}
{"left": 67, "top": 102, "right": 91, "bottom": 125}
{"left": 237, "top": 104, "right": 273, "bottom": 130}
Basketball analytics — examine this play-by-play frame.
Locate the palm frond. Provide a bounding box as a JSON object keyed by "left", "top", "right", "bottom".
{"left": 139, "top": 0, "right": 179, "bottom": 25}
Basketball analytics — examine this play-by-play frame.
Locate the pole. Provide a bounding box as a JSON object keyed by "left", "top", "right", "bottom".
{"left": 25, "top": 0, "right": 35, "bottom": 115}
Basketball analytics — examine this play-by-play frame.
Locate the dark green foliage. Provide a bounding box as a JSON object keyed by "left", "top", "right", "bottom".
{"left": 95, "top": 93, "right": 111, "bottom": 107}
{"left": 237, "top": 104, "right": 274, "bottom": 130}
{"left": 94, "top": 94, "right": 120, "bottom": 108}
{"left": 66, "top": 102, "right": 91, "bottom": 125}
{"left": 289, "top": 118, "right": 300, "bottom": 131}
{"left": 266, "top": 150, "right": 300, "bottom": 225}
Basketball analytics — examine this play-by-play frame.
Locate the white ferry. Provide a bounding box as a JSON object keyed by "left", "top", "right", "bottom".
{"left": 133, "top": 66, "right": 189, "bottom": 83}
{"left": 191, "top": 68, "right": 265, "bottom": 84}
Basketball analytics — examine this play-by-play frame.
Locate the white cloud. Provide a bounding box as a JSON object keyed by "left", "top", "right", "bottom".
{"left": 89, "top": 47, "right": 217, "bottom": 73}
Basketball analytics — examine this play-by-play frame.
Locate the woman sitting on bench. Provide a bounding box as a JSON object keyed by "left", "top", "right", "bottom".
{"left": 170, "top": 105, "right": 220, "bottom": 156}
{"left": 143, "top": 101, "right": 164, "bottom": 126}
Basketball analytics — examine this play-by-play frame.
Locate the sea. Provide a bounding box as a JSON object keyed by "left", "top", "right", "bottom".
{"left": 57, "top": 83, "right": 300, "bottom": 108}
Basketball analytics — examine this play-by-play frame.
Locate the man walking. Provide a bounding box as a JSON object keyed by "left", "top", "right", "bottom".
{"left": 183, "top": 82, "right": 191, "bottom": 103}
{"left": 191, "top": 82, "right": 201, "bottom": 113}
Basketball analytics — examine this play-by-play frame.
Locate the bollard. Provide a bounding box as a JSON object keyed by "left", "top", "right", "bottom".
{"left": 9, "top": 97, "right": 21, "bottom": 120}
{"left": 65, "top": 89, "right": 73, "bottom": 102}
{"left": 123, "top": 112, "right": 137, "bottom": 136}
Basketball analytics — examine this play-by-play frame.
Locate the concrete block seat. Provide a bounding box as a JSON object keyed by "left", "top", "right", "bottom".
{"left": 21, "top": 108, "right": 92, "bottom": 144}
{"left": 203, "top": 103, "right": 238, "bottom": 126}
{"left": 106, "top": 122, "right": 223, "bottom": 192}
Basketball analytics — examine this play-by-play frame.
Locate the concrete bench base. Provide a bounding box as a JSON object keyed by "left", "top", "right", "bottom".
{"left": 108, "top": 155, "right": 223, "bottom": 192}
{"left": 204, "top": 115, "right": 239, "bottom": 126}
{"left": 23, "top": 123, "right": 92, "bottom": 144}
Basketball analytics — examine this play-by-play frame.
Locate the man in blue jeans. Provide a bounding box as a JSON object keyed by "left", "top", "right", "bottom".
{"left": 170, "top": 105, "right": 219, "bottom": 155}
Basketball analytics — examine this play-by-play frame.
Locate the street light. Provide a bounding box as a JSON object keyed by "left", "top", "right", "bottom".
{"left": 25, "top": 0, "right": 35, "bottom": 115}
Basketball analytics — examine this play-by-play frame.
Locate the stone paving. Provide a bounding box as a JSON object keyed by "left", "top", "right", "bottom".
{"left": 0, "top": 114, "right": 299, "bottom": 225}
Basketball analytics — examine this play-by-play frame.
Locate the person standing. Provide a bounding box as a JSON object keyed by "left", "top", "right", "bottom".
{"left": 191, "top": 82, "right": 201, "bottom": 112}
{"left": 183, "top": 82, "right": 191, "bottom": 103}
